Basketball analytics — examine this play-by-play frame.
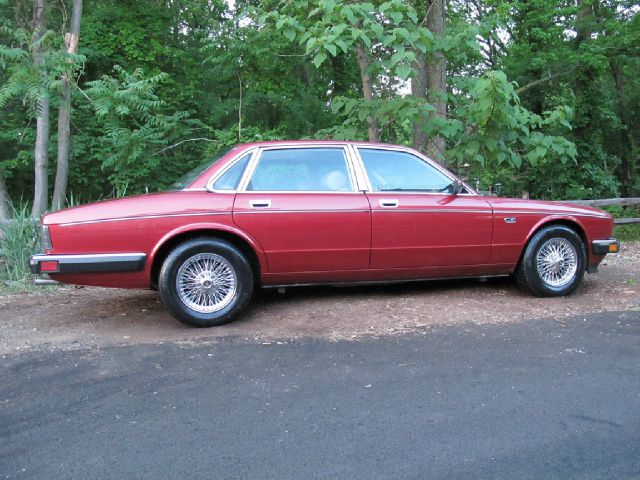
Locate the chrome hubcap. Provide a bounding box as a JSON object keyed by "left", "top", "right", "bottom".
{"left": 536, "top": 238, "right": 578, "bottom": 288}
{"left": 176, "top": 253, "right": 237, "bottom": 313}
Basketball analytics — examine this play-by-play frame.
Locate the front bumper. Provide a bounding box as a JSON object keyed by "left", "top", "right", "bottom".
{"left": 591, "top": 238, "right": 620, "bottom": 255}
{"left": 29, "top": 253, "right": 146, "bottom": 274}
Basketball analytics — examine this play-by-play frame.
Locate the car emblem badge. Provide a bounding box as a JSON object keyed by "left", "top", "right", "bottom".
{"left": 504, "top": 217, "right": 517, "bottom": 224}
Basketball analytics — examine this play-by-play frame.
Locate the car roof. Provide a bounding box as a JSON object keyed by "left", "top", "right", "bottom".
{"left": 236, "top": 140, "right": 407, "bottom": 150}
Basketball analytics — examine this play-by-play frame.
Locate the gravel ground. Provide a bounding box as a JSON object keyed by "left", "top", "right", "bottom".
{"left": 1, "top": 243, "right": 638, "bottom": 355}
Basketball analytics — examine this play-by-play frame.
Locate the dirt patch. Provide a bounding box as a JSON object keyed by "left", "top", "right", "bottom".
{"left": 1, "top": 243, "right": 639, "bottom": 355}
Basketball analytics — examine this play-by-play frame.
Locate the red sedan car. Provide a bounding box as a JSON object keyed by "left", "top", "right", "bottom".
{"left": 30, "top": 141, "right": 619, "bottom": 327}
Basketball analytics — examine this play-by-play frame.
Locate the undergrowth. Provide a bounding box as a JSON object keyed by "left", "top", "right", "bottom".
{"left": 0, "top": 204, "right": 41, "bottom": 288}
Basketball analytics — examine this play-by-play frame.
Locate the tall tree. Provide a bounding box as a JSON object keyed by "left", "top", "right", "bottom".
{"left": 31, "top": 0, "right": 49, "bottom": 217}
{"left": 355, "top": 42, "right": 379, "bottom": 142}
{"left": 425, "top": 0, "right": 446, "bottom": 161}
{"left": 52, "top": 0, "right": 83, "bottom": 211}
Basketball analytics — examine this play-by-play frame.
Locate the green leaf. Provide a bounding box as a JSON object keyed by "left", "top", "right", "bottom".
{"left": 335, "top": 39, "right": 349, "bottom": 53}
{"left": 326, "top": 43, "right": 337, "bottom": 56}
{"left": 313, "top": 52, "right": 328, "bottom": 68}
{"left": 396, "top": 64, "right": 412, "bottom": 79}
{"left": 389, "top": 11, "right": 403, "bottom": 23}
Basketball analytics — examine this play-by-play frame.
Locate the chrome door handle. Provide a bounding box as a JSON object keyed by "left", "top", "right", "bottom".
{"left": 379, "top": 199, "right": 398, "bottom": 208}
{"left": 250, "top": 200, "right": 271, "bottom": 208}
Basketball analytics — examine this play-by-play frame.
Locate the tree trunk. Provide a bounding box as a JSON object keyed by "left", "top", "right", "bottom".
{"left": 52, "top": 0, "right": 82, "bottom": 211}
{"left": 426, "top": 0, "right": 447, "bottom": 162}
{"left": 411, "top": 51, "right": 428, "bottom": 153}
{"left": 356, "top": 42, "right": 380, "bottom": 143}
{"left": 31, "top": 0, "right": 49, "bottom": 217}
{"left": 0, "top": 169, "right": 10, "bottom": 220}
{"left": 573, "top": 0, "right": 596, "bottom": 141}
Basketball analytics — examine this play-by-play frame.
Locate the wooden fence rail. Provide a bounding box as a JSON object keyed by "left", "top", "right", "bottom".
{"left": 561, "top": 197, "right": 640, "bottom": 225}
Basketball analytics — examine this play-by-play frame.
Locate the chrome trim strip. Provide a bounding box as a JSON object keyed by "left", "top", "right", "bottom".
{"left": 234, "top": 209, "right": 370, "bottom": 215}
{"left": 494, "top": 210, "right": 609, "bottom": 219}
{"left": 31, "top": 253, "right": 146, "bottom": 263}
{"left": 59, "top": 211, "right": 228, "bottom": 227}
{"left": 373, "top": 208, "right": 492, "bottom": 214}
{"left": 347, "top": 144, "right": 373, "bottom": 191}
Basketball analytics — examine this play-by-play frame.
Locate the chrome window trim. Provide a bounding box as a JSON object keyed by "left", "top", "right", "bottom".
{"left": 239, "top": 144, "right": 359, "bottom": 194}
{"left": 351, "top": 144, "right": 478, "bottom": 196}
{"left": 205, "top": 148, "right": 259, "bottom": 193}
{"left": 346, "top": 144, "right": 372, "bottom": 191}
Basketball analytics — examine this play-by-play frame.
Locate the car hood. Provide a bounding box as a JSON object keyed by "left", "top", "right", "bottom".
{"left": 486, "top": 197, "right": 611, "bottom": 219}
{"left": 43, "top": 191, "right": 217, "bottom": 225}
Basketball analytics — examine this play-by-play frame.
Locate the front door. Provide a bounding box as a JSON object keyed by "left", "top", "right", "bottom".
{"left": 233, "top": 146, "right": 371, "bottom": 273}
{"left": 356, "top": 147, "right": 493, "bottom": 269}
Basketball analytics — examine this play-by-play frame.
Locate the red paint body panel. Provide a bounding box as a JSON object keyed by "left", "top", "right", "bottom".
{"left": 487, "top": 197, "right": 613, "bottom": 267}
{"left": 36, "top": 141, "right": 615, "bottom": 290}
{"left": 366, "top": 193, "right": 493, "bottom": 269}
{"left": 233, "top": 193, "right": 370, "bottom": 272}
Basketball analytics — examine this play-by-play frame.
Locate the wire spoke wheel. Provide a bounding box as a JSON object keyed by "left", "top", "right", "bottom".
{"left": 176, "top": 253, "right": 237, "bottom": 313}
{"left": 535, "top": 237, "right": 578, "bottom": 288}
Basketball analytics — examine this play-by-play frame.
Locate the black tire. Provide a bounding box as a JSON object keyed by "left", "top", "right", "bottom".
{"left": 515, "top": 225, "right": 586, "bottom": 297}
{"left": 158, "top": 238, "right": 254, "bottom": 327}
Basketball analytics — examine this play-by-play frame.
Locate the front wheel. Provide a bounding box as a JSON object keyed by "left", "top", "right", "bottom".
{"left": 159, "top": 238, "right": 254, "bottom": 327}
{"left": 515, "top": 225, "right": 586, "bottom": 297}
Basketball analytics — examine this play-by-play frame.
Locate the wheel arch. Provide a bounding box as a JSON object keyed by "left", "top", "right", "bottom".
{"left": 518, "top": 216, "right": 589, "bottom": 269}
{"left": 150, "top": 224, "right": 266, "bottom": 289}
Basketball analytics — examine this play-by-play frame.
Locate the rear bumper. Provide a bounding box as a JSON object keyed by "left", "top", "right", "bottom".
{"left": 591, "top": 238, "right": 620, "bottom": 255}
{"left": 29, "top": 253, "right": 146, "bottom": 274}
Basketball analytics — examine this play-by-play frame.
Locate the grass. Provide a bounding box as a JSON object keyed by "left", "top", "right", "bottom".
{"left": 0, "top": 204, "right": 41, "bottom": 289}
{"left": 605, "top": 206, "right": 640, "bottom": 242}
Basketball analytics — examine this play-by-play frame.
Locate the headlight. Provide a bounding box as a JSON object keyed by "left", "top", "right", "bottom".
{"left": 42, "top": 224, "right": 52, "bottom": 250}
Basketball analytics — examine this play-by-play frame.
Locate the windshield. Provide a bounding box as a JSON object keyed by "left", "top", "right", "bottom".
{"left": 170, "top": 147, "right": 235, "bottom": 190}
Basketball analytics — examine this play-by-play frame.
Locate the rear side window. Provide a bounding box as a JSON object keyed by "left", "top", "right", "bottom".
{"left": 212, "top": 153, "right": 252, "bottom": 191}
{"left": 247, "top": 148, "right": 353, "bottom": 192}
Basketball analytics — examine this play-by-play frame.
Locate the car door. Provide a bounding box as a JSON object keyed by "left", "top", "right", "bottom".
{"left": 355, "top": 146, "right": 493, "bottom": 269}
{"left": 232, "top": 145, "right": 371, "bottom": 273}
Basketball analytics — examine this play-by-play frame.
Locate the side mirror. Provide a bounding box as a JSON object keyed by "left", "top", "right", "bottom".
{"left": 451, "top": 179, "right": 464, "bottom": 195}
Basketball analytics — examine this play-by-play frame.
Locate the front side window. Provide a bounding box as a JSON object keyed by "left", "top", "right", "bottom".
{"left": 247, "top": 148, "right": 353, "bottom": 192}
{"left": 211, "top": 152, "right": 252, "bottom": 191}
{"left": 359, "top": 148, "right": 454, "bottom": 193}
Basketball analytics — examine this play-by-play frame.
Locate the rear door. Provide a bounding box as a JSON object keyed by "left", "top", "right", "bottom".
{"left": 233, "top": 146, "right": 371, "bottom": 273}
{"left": 356, "top": 146, "right": 493, "bottom": 269}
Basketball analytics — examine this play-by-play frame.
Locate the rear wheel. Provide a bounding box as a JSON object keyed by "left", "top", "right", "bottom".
{"left": 515, "top": 225, "right": 586, "bottom": 297}
{"left": 159, "top": 238, "right": 254, "bottom": 327}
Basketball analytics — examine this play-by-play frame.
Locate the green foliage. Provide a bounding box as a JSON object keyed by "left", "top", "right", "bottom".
{"left": 0, "top": 203, "right": 40, "bottom": 284}
{"left": 606, "top": 206, "right": 640, "bottom": 242}
{"left": 448, "top": 70, "right": 577, "bottom": 169}
{"left": 83, "top": 66, "right": 198, "bottom": 195}
{"left": 0, "top": 0, "right": 638, "bottom": 208}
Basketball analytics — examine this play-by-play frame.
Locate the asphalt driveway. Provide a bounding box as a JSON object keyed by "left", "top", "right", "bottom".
{"left": 2, "top": 310, "right": 639, "bottom": 479}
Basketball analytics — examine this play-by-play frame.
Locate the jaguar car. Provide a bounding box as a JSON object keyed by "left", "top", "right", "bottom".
{"left": 30, "top": 141, "right": 619, "bottom": 327}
